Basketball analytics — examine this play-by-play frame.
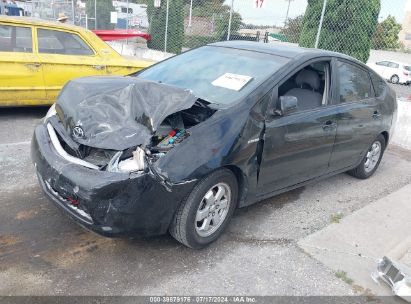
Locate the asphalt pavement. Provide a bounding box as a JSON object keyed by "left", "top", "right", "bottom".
{"left": 1, "top": 95, "right": 411, "bottom": 296}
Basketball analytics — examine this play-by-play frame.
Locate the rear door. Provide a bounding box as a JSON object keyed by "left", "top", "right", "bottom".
{"left": 36, "top": 27, "right": 107, "bottom": 102}
{"left": 0, "top": 23, "right": 46, "bottom": 106}
{"left": 328, "top": 60, "right": 382, "bottom": 172}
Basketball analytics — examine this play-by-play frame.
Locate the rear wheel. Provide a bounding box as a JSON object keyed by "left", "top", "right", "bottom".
{"left": 390, "top": 75, "right": 400, "bottom": 84}
{"left": 347, "top": 134, "right": 386, "bottom": 179}
{"left": 169, "top": 169, "right": 238, "bottom": 249}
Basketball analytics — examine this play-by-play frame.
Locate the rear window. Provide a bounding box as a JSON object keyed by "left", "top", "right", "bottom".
{"left": 370, "top": 72, "right": 387, "bottom": 98}
{"left": 337, "top": 61, "right": 374, "bottom": 103}
{"left": 0, "top": 24, "right": 32, "bottom": 52}
{"left": 137, "top": 46, "right": 289, "bottom": 105}
{"left": 37, "top": 29, "right": 94, "bottom": 56}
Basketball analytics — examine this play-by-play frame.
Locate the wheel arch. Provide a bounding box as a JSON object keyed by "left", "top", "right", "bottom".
{"left": 223, "top": 165, "right": 248, "bottom": 208}
{"left": 381, "top": 131, "right": 389, "bottom": 147}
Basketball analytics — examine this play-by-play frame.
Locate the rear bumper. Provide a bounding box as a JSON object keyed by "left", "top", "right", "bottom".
{"left": 31, "top": 123, "right": 196, "bottom": 237}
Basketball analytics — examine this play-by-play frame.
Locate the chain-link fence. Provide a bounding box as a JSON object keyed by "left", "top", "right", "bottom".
{"left": 111, "top": 0, "right": 411, "bottom": 64}
{"left": 3, "top": 0, "right": 411, "bottom": 63}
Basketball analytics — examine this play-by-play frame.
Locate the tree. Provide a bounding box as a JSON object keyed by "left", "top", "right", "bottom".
{"left": 281, "top": 15, "right": 304, "bottom": 43}
{"left": 372, "top": 15, "right": 402, "bottom": 50}
{"left": 86, "top": 0, "right": 115, "bottom": 30}
{"left": 299, "top": 0, "right": 380, "bottom": 63}
{"left": 147, "top": 0, "right": 185, "bottom": 54}
{"left": 214, "top": 5, "right": 242, "bottom": 40}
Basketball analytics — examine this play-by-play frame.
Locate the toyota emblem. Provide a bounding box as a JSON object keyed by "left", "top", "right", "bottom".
{"left": 72, "top": 126, "right": 85, "bottom": 139}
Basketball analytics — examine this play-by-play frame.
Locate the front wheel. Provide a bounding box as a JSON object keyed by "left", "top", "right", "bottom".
{"left": 390, "top": 75, "right": 400, "bottom": 84}
{"left": 347, "top": 134, "right": 386, "bottom": 179}
{"left": 169, "top": 169, "right": 238, "bottom": 249}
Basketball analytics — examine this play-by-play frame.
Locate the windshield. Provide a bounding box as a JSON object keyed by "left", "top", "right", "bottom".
{"left": 136, "top": 46, "right": 289, "bottom": 105}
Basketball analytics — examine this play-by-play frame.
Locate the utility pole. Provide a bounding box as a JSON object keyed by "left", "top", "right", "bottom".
{"left": 94, "top": 0, "right": 97, "bottom": 29}
{"left": 126, "top": 0, "right": 129, "bottom": 30}
{"left": 315, "top": 0, "right": 328, "bottom": 48}
{"left": 227, "top": 0, "right": 234, "bottom": 41}
{"left": 284, "top": 0, "right": 292, "bottom": 27}
{"left": 188, "top": 0, "right": 193, "bottom": 33}
{"left": 164, "top": 0, "right": 169, "bottom": 52}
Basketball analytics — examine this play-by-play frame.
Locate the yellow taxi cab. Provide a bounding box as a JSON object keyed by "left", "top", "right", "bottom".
{"left": 0, "top": 16, "right": 152, "bottom": 106}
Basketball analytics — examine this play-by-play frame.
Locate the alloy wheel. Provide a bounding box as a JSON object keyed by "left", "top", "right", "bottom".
{"left": 391, "top": 75, "right": 399, "bottom": 84}
{"left": 364, "top": 141, "right": 382, "bottom": 173}
{"left": 195, "top": 182, "right": 231, "bottom": 237}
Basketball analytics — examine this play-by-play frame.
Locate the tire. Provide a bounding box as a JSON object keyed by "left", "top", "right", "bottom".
{"left": 390, "top": 75, "right": 400, "bottom": 84}
{"left": 347, "top": 134, "right": 386, "bottom": 179}
{"left": 169, "top": 169, "right": 238, "bottom": 249}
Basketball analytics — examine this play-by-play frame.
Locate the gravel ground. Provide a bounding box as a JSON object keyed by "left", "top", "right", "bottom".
{"left": 0, "top": 107, "right": 410, "bottom": 296}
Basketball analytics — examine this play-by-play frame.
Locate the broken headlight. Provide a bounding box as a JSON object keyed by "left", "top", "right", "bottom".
{"left": 107, "top": 147, "right": 145, "bottom": 173}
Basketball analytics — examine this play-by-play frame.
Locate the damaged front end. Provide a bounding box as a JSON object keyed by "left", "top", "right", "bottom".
{"left": 32, "top": 76, "right": 216, "bottom": 236}
{"left": 50, "top": 76, "right": 215, "bottom": 175}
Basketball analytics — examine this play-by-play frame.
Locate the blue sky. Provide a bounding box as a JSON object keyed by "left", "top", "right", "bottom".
{"left": 231, "top": 0, "right": 408, "bottom": 26}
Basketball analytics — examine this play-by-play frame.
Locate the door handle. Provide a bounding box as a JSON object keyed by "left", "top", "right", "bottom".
{"left": 373, "top": 111, "right": 382, "bottom": 119}
{"left": 322, "top": 120, "right": 337, "bottom": 131}
{"left": 92, "top": 65, "right": 106, "bottom": 70}
{"left": 25, "top": 62, "right": 41, "bottom": 68}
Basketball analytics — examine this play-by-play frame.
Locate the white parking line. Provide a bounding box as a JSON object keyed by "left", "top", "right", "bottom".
{"left": 0, "top": 141, "right": 31, "bottom": 147}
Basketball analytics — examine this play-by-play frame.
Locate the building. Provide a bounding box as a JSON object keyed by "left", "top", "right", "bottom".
{"left": 399, "top": 0, "right": 411, "bottom": 50}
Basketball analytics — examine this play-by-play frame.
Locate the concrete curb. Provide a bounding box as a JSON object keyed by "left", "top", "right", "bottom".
{"left": 298, "top": 183, "right": 411, "bottom": 296}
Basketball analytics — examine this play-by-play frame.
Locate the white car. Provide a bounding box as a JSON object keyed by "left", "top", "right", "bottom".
{"left": 367, "top": 60, "right": 411, "bottom": 85}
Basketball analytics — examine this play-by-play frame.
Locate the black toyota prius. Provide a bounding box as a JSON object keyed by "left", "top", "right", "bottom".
{"left": 31, "top": 41, "right": 397, "bottom": 248}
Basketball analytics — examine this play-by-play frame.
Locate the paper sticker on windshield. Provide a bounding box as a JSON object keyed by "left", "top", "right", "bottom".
{"left": 212, "top": 73, "right": 253, "bottom": 91}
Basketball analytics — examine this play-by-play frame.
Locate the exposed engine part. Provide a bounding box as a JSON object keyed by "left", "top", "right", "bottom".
{"left": 153, "top": 129, "right": 188, "bottom": 152}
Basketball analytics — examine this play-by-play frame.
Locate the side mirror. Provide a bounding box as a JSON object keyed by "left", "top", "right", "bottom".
{"left": 279, "top": 96, "right": 298, "bottom": 115}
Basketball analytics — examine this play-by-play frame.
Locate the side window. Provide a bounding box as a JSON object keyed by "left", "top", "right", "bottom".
{"left": 37, "top": 29, "right": 94, "bottom": 56}
{"left": 337, "top": 61, "right": 374, "bottom": 103}
{"left": 370, "top": 72, "right": 387, "bottom": 98}
{"left": 388, "top": 62, "right": 399, "bottom": 68}
{"left": 278, "top": 61, "right": 330, "bottom": 112}
{"left": 376, "top": 61, "right": 388, "bottom": 67}
{"left": 0, "top": 24, "right": 32, "bottom": 52}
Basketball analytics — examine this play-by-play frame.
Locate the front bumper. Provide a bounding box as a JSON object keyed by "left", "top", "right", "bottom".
{"left": 31, "top": 123, "right": 196, "bottom": 237}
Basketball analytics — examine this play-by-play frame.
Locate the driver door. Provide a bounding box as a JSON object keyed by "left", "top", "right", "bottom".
{"left": 258, "top": 60, "right": 338, "bottom": 193}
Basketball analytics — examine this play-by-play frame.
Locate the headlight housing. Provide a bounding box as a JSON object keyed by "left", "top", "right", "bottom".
{"left": 43, "top": 103, "right": 56, "bottom": 123}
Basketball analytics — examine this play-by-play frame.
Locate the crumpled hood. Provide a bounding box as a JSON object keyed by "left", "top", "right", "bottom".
{"left": 55, "top": 76, "right": 197, "bottom": 150}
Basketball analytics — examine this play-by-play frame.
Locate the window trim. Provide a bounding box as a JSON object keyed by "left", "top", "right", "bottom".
{"left": 35, "top": 26, "right": 97, "bottom": 57}
{"left": 0, "top": 23, "right": 34, "bottom": 54}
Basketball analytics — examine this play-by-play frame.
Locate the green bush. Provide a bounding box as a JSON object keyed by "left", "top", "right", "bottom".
{"left": 147, "top": 0, "right": 185, "bottom": 54}
{"left": 183, "top": 35, "right": 219, "bottom": 49}
{"left": 299, "top": 0, "right": 380, "bottom": 63}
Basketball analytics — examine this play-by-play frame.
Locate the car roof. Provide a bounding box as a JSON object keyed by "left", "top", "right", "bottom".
{"left": 0, "top": 15, "right": 87, "bottom": 32}
{"left": 208, "top": 40, "right": 345, "bottom": 59}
